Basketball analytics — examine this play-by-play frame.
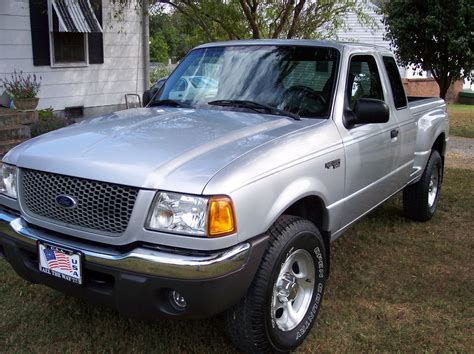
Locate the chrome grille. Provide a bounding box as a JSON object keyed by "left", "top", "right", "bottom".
{"left": 20, "top": 169, "right": 139, "bottom": 235}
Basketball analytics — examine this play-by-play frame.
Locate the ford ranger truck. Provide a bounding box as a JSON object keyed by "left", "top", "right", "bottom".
{"left": 0, "top": 40, "right": 448, "bottom": 353}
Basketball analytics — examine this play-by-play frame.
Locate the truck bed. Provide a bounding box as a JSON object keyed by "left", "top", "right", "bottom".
{"left": 408, "top": 97, "right": 446, "bottom": 118}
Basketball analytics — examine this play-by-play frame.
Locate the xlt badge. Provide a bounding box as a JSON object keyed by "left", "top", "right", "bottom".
{"left": 325, "top": 159, "right": 341, "bottom": 170}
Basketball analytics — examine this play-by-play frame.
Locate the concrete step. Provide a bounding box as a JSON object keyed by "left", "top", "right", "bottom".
{"left": 0, "top": 125, "right": 31, "bottom": 141}
{"left": 0, "top": 109, "right": 38, "bottom": 126}
{"left": 0, "top": 138, "right": 27, "bottom": 156}
{"left": 0, "top": 113, "right": 20, "bottom": 127}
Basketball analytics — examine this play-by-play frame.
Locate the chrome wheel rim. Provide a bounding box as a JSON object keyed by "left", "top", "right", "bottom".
{"left": 271, "top": 249, "right": 315, "bottom": 332}
{"left": 428, "top": 163, "right": 440, "bottom": 208}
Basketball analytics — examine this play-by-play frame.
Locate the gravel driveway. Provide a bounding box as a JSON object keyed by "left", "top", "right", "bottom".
{"left": 446, "top": 136, "right": 474, "bottom": 170}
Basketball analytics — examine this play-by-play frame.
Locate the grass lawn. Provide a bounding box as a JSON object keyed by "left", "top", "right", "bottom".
{"left": 447, "top": 104, "right": 474, "bottom": 138}
{"left": 1, "top": 168, "right": 473, "bottom": 352}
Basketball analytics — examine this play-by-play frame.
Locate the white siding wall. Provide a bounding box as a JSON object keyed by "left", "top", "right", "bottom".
{"left": 0, "top": 0, "right": 145, "bottom": 113}
{"left": 336, "top": 5, "right": 389, "bottom": 49}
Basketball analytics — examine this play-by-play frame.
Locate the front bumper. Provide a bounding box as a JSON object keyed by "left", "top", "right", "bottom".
{"left": 0, "top": 207, "right": 268, "bottom": 318}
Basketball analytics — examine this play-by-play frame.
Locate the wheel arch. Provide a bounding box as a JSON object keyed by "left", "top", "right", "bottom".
{"left": 432, "top": 132, "right": 446, "bottom": 156}
{"left": 431, "top": 132, "right": 446, "bottom": 183}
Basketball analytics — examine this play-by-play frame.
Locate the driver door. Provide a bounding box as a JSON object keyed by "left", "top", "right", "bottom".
{"left": 338, "top": 54, "right": 401, "bottom": 228}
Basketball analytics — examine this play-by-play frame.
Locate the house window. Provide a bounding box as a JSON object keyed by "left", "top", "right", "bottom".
{"left": 47, "top": 0, "right": 103, "bottom": 66}
{"left": 52, "top": 32, "right": 87, "bottom": 64}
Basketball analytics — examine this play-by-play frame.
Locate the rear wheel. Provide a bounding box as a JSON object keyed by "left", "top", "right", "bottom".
{"left": 225, "top": 216, "right": 327, "bottom": 353}
{"left": 403, "top": 150, "right": 443, "bottom": 221}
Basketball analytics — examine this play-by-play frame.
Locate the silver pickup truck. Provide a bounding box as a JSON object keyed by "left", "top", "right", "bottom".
{"left": 0, "top": 40, "right": 448, "bottom": 353}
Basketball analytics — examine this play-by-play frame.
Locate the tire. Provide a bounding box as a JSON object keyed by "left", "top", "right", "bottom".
{"left": 403, "top": 150, "right": 443, "bottom": 222}
{"left": 225, "top": 216, "right": 327, "bottom": 353}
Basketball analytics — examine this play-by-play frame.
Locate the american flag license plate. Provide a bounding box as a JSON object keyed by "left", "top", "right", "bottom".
{"left": 38, "top": 243, "right": 83, "bottom": 285}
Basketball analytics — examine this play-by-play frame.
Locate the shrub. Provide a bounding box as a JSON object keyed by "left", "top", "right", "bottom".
{"left": 150, "top": 64, "right": 172, "bottom": 86}
{"left": 31, "top": 107, "right": 73, "bottom": 137}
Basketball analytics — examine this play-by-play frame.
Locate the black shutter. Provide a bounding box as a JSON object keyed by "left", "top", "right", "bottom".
{"left": 88, "top": 0, "right": 104, "bottom": 64}
{"left": 29, "top": 0, "right": 50, "bottom": 66}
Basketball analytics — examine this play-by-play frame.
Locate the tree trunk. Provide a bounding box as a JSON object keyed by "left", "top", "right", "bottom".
{"left": 239, "top": 0, "right": 260, "bottom": 39}
{"left": 431, "top": 70, "right": 451, "bottom": 100}
{"left": 287, "top": 0, "right": 305, "bottom": 39}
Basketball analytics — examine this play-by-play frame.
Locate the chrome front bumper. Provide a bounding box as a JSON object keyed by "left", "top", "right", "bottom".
{"left": 0, "top": 210, "right": 250, "bottom": 280}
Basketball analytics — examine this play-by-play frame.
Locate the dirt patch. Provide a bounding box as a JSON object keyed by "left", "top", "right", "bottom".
{"left": 446, "top": 136, "right": 474, "bottom": 170}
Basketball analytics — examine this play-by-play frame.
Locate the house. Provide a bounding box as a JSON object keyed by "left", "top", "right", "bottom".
{"left": 0, "top": 0, "right": 149, "bottom": 118}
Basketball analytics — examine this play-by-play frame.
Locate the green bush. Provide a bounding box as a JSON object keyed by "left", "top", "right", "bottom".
{"left": 150, "top": 64, "right": 172, "bottom": 87}
{"left": 31, "top": 107, "right": 72, "bottom": 137}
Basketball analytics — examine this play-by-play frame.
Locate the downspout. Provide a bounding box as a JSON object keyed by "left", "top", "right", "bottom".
{"left": 142, "top": 0, "right": 150, "bottom": 92}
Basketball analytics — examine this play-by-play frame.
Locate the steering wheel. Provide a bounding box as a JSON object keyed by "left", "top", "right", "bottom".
{"left": 281, "top": 86, "right": 327, "bottom": 107}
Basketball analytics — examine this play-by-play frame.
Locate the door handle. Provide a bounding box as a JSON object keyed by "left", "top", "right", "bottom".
{"left": 390, "top": 129, "right": 399, "bottom": 139}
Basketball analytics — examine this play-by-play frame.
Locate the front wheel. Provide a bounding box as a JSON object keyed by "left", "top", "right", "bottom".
{"left": 225, "top": 216, "right": 327, "bottom": 353}
{"left": 403, "top": 150, "right": 443, "bottom": 221}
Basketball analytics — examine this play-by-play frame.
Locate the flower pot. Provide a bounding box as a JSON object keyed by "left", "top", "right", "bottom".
{"left": 13, "top": 97, "right": 39, "bottom": 111}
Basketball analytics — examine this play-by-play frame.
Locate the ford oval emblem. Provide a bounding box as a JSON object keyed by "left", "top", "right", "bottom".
{"left": 55, "top": 195, "right": 77, "bottom": 209}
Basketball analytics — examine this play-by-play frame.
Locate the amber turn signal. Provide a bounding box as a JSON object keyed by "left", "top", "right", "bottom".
{"left": 207, "top": 196, "right": 236, "bottom": 237}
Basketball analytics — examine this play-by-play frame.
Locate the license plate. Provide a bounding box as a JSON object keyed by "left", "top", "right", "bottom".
{"left": 38, "top": 243, "right": 83, "bottom": 285}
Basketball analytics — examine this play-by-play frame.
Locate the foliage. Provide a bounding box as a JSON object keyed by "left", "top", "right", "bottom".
{"left": 110, "top": 0, "right": 377, "bottom": 42}
{"left": 155, "top": 0, "right": 377, "bottom": 40}
{"left": 149, "top": 64, "right": 173, "bottom": 86}
{"left": 380, "top": 0, "right": 474, "bottom": 99}
{"left": 31, "top": 107, "right": 72, "bottom": 137}
{"left": 0, "top": 70, "right": 41, "bottom": 99}
{"left": 149, "top": 31, "right": 169, "bottom": 63}
{"left": 149, "top": 12, "right": 210, "bottom": 60}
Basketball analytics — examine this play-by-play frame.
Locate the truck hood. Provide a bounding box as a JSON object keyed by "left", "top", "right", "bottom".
{"left": 5, "top": 107, "right": 313, "bottom": 193}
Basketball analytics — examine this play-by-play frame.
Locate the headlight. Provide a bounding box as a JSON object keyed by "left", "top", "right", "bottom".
{"left": 146, "top": 192, "right": 236, "bottom": 237}
{"left": 0, "top": 164, "right": 18, "bottom": 199}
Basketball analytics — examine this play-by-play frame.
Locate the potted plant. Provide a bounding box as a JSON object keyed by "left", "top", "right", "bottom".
{"left": 0, "top": 70, "right": 41, "bottom": 111}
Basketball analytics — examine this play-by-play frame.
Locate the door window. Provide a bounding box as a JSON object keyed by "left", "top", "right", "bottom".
{"left": 346, "top": 55, "right": 384, "bottom": 109}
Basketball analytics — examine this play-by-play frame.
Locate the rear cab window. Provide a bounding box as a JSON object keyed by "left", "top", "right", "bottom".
{"left": 382, "top": 56, "right": 408, "bottom": 109}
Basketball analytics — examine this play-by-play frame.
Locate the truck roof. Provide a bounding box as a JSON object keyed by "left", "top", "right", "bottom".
{"left": 195, "top": 39, "right": 393, "bottom": 55}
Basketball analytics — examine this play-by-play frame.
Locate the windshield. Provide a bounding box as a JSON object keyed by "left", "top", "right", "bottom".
{"left": 153, "top": 45, "right": 340, "bottom": 119}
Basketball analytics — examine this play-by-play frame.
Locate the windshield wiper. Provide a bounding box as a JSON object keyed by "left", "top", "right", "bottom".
{"left": 148, "top": 99, "right": 192, "bottom": 108}
{"left": 208, "top": 99, "right": 300, "bottom": 121}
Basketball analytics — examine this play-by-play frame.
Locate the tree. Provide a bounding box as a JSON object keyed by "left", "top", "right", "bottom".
{"left": 149, "top": 12, "right": 213, "bottom": 60}
{"left": 111, "top": 0, "right": 376, "bottom": 40}
{"left": 156, "top": 0, "right": 376, "bottom": 40}
{"left": 149, "top": 31, "right": 169, "bottom": 62}
{"left": 380, "top": 0, "right": 473, "bottom": 99}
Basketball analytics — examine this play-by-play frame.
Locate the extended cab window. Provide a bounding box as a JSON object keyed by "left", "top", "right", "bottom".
{"left": 347, "top": 55, "right": 384, "bottom": 109}
{"left": 383, "top": 56, "right": 408, "bottom": 109}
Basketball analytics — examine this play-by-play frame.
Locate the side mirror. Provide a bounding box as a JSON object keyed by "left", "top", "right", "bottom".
{"left": 143, "top": 79, "right": 167, "bottom": 107}
{"left": 142, "top": 90, "right": 151, "bottom": 107}
{"left": 345, "top": 98, "right": 389, "bottom": 127}
{"left": 354, "top": 98, "right": 389, "bottom": 124}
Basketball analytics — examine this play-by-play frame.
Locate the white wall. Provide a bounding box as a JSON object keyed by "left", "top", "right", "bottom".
{"left": 0, "top": 0, "right": 145, "bottom": 113}
{"left": 336, "top": 4, "right": 389, "bottom": 49}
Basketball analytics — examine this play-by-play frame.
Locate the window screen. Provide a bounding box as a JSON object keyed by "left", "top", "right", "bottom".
{"left": 383, "top": 56, "right": 407, "bottom": 109}
{"left": 53, "top": 32, "right": 86, "bottom": 63}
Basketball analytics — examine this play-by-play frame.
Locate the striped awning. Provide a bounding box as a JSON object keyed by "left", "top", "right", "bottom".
{"left": 52, "top": 0, "right": 103, "bottom": 33}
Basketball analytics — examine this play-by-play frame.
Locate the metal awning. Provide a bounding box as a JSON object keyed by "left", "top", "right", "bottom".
{"left": 52, "top": 0, "right": 103, "bottom": 33}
